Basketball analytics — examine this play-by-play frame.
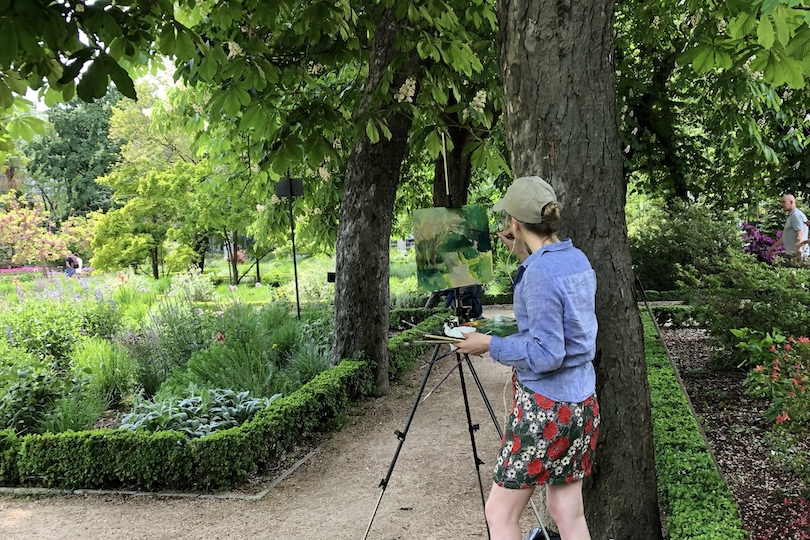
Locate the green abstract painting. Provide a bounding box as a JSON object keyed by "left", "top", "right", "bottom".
{"left": 413, "top": 205, "right": 494, "bottom": 293}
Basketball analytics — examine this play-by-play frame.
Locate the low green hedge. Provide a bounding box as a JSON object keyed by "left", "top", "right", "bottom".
{"left": 0, "top": 314, "right": 446, "bottom": 491}
{"left": 483, "top": 291, "right": 512, "bottom": 305}
{"left": 643, "top": 311, "right": 747, "bottom": 540}
{"left": 389, "top": 307, "right": 451, "bottom": 331}
{"left": 389, "top": 314, "right": 447, "bottom": 379}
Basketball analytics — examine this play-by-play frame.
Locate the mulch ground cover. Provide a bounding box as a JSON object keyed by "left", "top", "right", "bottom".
{"left": 660, "top": 327, "right": 810, "bottom": 539}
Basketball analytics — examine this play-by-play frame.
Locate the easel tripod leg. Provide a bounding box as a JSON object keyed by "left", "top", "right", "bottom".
{"left": 362, "top": 343, "right": 443, "bottom": 540}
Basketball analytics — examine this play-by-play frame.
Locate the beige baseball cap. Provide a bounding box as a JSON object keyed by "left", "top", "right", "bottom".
{"left": 492, "top": 176, "right": 558, "bottom": 223}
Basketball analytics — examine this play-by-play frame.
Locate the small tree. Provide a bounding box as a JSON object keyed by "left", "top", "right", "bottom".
{"left": 0, "top": 192, "right": 67, "bottom": 273}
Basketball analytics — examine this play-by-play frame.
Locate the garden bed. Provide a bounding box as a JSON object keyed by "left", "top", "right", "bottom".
{"left": 660, "top": 326, "right": 810, "bottom": 539}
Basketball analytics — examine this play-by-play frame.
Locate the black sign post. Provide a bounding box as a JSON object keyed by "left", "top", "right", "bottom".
{"left": 275, "top": 175, "right": 304, "bottom": 319}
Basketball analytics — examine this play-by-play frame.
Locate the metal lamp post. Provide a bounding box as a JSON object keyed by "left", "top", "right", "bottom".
{"left": 275, "top": 174, "right": 304, "bottom": 319}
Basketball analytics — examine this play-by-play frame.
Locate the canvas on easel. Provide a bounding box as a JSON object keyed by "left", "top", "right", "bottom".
{"left": 413, "top": 205, "right": 494, "bottom": 293}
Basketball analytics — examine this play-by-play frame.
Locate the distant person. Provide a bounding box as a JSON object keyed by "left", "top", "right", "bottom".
{"left": 65, "top": 253, "right": 82, "bottom": 277}
{"left": 424, "top": 285, "right": 484, "bottom": 320}
{"left": 767, "top": 193, "right": 809, "bottom": 259}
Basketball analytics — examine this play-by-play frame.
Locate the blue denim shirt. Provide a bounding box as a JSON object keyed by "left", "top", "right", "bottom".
{"left": 489, "top": 239, "right": 597, "bottom": 402}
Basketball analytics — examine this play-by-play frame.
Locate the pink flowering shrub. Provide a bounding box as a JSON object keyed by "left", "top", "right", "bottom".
{"left": 741, "top": 222, "right": 782, "bottom": 263}
{"left": 735, "top": 327, "right": 809, "bottom": 432}
{"left": 227, "top": 249, "right": 247, "bottom": 264}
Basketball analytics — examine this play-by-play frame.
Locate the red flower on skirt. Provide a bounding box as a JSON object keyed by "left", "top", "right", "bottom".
{"left": 590, "top": 428, "right": 599, "bottom": 450}
{"left": 534, "top": 393, "right": 555, "bottom": 409}
{"left": 581, "top": 452, "right": 591, "bottom": 472}
{"left": 527, "top": 459, "right": 543, "bottom": 476}
{"left": 557, "top": 405, "right": 572, "bottom": 425}
{"left": 591, "top": 398, "right": 599, "bottom": 417}
{"left": 537, "top": 469, "right": 550, "bottom": 484}
{"left": 517, "top": 407, "right": 524, "bottom": 421}
{"left": 584, "top": 417, "right": 593, "bottom": 434}
{"left": 512, "top": 434, "right": 521, "bottom": 454}
{"left": 548, "top": 437, "right": 569, "bottom": 460}
{"left": 543, "top": 422, "right": 558, "bottom": 441}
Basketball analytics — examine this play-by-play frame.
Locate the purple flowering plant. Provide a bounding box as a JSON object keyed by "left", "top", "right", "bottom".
{"left": 741, "top": 221, "right": 782, "bottom": 263}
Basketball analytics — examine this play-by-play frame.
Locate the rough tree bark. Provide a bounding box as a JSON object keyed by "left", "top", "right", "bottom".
{"left": 331, "top": 7, "right": 417, "bottom": 396}
{"left": 497, "top": 1, "right": 662, "bottom": 538}
{"left": 432, "top": 119, "right": 474, "bottom": 208}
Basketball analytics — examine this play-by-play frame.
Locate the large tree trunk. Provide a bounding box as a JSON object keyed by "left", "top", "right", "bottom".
{"left": 497, "top": 1, "right": 662, "bottom": 538}
{"left": 331, "top": 7, "right": 417, "bottom": 396}
{"left": 432, "top": 119, "right": 474, "bottom": 208}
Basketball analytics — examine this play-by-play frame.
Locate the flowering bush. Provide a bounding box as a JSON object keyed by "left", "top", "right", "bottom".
{"left": 0, "top": 266, "right": 42, "bottom": 274}
{"left": 735, "top": 327, "right": 809, "bottom": 432}
{"left": 741, "top": 221, "right": 782, "bottom": 263}
{"left": 168, "top": 267, "right": 217, "bottom": 302}
{"left": 227, "top": 249, "right": 247, "bottom": 264}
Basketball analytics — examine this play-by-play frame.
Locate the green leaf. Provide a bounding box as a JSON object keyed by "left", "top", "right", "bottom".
{"left": 76, "top": 57, "right": 110, "bottom": 101}
{"left": 102, "top": 54, "right": 136, "bottom": 99}
{"left": 785, "top": 28, "right": 810, "bottom": 58}
{"left": 175, "top": 27, "right": 197, "bottom": 62}
{"left": 727, "top": 12, "right": 755, "bottom": 40}
{"left": 0, "top": 81, "right": 12, "bottom": 109}
{"left": 758, "top": 17, "right": 775, "bottom": 49}
{"left": 234, "top": 86, "right": 251, "bottom": 107}
{"left": 772, "top": 8, "right": 791, "bottom": 46}
{"left": 42, "top": 87, "right": 62, "bottom": 107}
{"left": 3, "top": 71, "right": 26, "bottom": 94}
{"left": 0, "top": 20, "right": 18, "bottom": 66}
{"left": 365, "top": 118, "right": 379, "bottom": 143}
{"left": 158, "top": 24, "right": 176, "bottom": 54}
{"left": 199, "top": 55, "right": 218, "bottom": 80}
{"left": 223, "top": 91, "right": 241, "bottom": 116}
{"left": 714, "top": 50, "right": 733, "bottom": 70}
{"left": 58, "top": 48, "right": 94, "bottom": 85}
{"left": 7, "top": 117, "right": 33, "bottom": 141}
{"left": 691, "top": 48, "right": 714, "bottom": 73}
{"left": 424, "top": 129, "right": 441, "bottom": 158}
{"left": 761, "top": 0, "right": 780, "bottom": 15}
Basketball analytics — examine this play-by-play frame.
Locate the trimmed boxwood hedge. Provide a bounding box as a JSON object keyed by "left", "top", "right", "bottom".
{"left": 0, "top": 313, "right": 446, "bottom": 491}
{"left": 642, "top": 311, "right": 747, "bottom": 540}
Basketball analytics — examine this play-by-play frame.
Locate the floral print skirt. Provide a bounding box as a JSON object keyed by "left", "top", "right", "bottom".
{"left": 492, "top": 377, "right": 600, "bottom": 489}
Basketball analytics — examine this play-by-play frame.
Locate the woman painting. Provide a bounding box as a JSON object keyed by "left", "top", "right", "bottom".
{"left": 456, "top": 176, "right": 599, "bottom": 540}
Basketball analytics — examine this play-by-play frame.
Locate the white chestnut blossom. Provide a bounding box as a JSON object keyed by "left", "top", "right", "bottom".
{"left": 395, "top": 78, "right": 416, "bottom": 103}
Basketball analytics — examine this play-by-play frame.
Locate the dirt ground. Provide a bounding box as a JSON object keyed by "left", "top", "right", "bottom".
{"left": 0, "top": 307, "right": 548, "bottom": 540}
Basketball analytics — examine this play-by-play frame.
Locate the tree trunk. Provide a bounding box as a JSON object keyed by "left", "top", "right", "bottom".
{"left": 192, "top": 232, "right": 209, "bottom": 273}
{"left": 497, "top": 1, "right": 662, "bottom": 538}
{"left": 150, "top": 247, "right": 159, "bottom": 280}
{"left": 230, "top": 230, "right": 239, "bottom": 286}
{"left": 331, "top": 6, "right": 417, "bottom": 396}
{"left": 432, "top": 120, "right": 474, "bottom": 208}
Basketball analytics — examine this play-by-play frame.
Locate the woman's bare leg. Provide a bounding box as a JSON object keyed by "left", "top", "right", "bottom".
{"left": 546, "top": 481, "right": 590, "bottom": 540}
{"left": 485, "top": 483, "right": 536, "bottom": 540}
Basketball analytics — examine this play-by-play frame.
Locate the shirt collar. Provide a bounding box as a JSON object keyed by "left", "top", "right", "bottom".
{"left": 513, "top": 239, "right": 573, "bottom": 287}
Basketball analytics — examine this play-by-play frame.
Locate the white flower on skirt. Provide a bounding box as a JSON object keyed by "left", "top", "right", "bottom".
{"left": 528, "top": 423, "right": 539, "bottom": 434}
{"left": 507, "top": 470, "right": 517, "bottom": 479}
